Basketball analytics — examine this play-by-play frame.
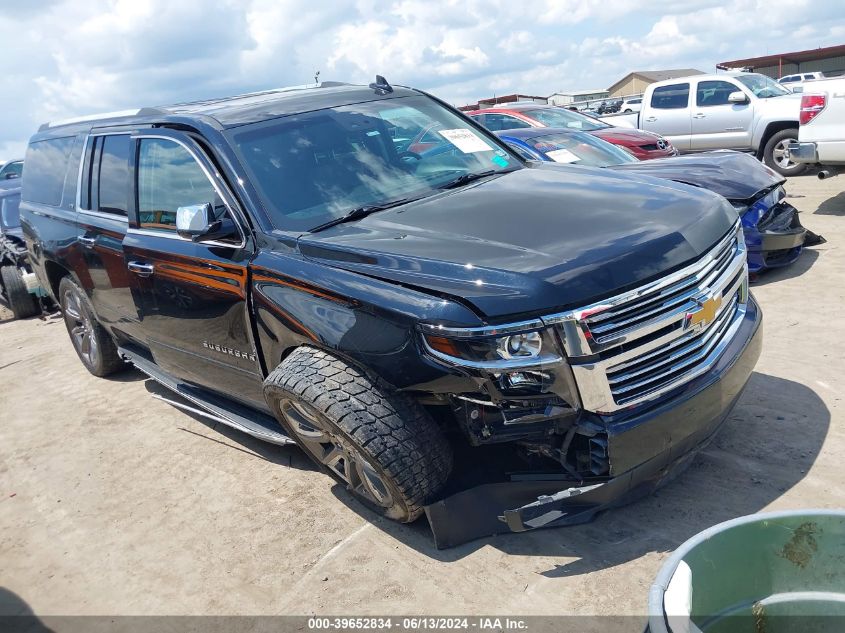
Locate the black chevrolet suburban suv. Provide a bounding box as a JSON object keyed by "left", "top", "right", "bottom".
{"left": 20, "top": 79, "right": 762, "bottom": 547}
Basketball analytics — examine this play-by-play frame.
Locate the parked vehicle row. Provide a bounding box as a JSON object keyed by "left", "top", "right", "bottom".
{"left": 493, "top": 127, "right": 820, "bottom": 274}
{"left": 601, "top": 72, "right": 806, "bottom": 176}
{"left": 16, "top": 77, "right": 766, "bottom": 547}
{"left": 466, "top": 103, "right": 678, "bottom": 160}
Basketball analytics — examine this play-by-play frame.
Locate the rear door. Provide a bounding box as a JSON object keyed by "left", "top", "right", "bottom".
{"left": 76, "top": 132, "right": 145, "bottom": 342}
{"left": 122, "top": 130, "right": 267, "bottom": 410}
{"left": 642, "top": 83, "right": 692, "bottom": 150}
{"left": 690, "top": 79, "right": 753, "bottom": 150}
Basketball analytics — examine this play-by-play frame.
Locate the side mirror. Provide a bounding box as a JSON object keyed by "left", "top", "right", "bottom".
{"left": 176, "top": 203, "right": 238, "bottom": 243}
{"left": 4, "top": 172, "right": 19, "bottom": 180}
{"left": 728, "top": 91, "right": 749, "bottom": 104}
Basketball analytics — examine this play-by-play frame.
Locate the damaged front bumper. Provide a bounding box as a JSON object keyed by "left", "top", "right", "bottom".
{"left": 424, "top": 296, "right": 763, "bottom": 549}
{"left": 742, "top": 194, "right": 818, "bottom": 273}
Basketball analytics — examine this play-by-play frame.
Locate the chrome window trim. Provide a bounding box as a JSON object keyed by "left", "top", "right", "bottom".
{"left": 74, "top": 132, "right": 131, "bottom": 219}
{"left": 132, "top": 133, "right": 247, "bottom": 249}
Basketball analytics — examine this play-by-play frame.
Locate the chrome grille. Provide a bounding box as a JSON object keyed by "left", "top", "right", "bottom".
{"left": 546, "top": 223, "right": 749, "bottom": 414}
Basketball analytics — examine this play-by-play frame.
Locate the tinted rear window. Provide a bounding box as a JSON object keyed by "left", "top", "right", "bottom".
{"left": 21, "top": 137, "right": 75, "bottom": 206}
{"left": 97, "top": 135, "right": 131, "bottom": 215}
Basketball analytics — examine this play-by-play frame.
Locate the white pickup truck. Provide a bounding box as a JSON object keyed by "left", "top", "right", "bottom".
{"left": 603, "top": 72, "right": 805, "bottom": 176}
{"left": 789, "top": 76, "right": 845, "bottom": 178}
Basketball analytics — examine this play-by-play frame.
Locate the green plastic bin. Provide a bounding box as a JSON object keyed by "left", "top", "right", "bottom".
{"left": 647, "top": 510, "right": 845, "bottom": 633}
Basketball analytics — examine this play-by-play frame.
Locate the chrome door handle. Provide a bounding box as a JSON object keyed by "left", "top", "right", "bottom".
{"left": 645, "top": 116, "right": 657, "bottom": 122}
{"left": 127, "top": 261, "right": 155, "bottom": 277}
{"left": 693, "top": 113, "right": 706, "bottom": 119}
{"left": 79, "top": 236, "right": 96, "bottom": 248}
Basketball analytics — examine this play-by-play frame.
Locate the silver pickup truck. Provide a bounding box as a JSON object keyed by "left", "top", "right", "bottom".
{"left": 603, "top": 73, "right": 804, "bottom": 176}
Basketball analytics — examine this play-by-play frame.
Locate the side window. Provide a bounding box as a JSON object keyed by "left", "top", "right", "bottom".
{"left": 137, "top": 138, "right": 218, "bottom": 232}
{"left": 21, "top": 137, "right": 75, "bottom": 206}
{"left": 650, "top": 83, "right": 690, "bottom": 109}
{"left": 696, "top": 81, "right": 740, "bottom": 107}
{"left": 484, "top": 114, "right": 532, "bottom": 131}
{"left": 804, "top": 74, "right": 815, "bottom": 80}
{"left": 84, "top": 134, "right": 131, "bottom": 215}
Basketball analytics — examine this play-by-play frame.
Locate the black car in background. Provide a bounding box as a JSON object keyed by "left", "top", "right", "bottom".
{"left": 20, "top": 79, "right": 761, "bottom": 547}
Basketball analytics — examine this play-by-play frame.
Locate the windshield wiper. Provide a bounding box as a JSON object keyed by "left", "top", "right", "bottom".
{"left": 438, "top": 168, "right": 514, "bottom": 190}
{"left": 308, "top": 197, "right": 419, "bottom": 233}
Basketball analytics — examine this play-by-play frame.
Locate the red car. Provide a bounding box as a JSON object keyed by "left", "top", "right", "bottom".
{"left": 467, "top": 104, "right": 677, "bottom": 160}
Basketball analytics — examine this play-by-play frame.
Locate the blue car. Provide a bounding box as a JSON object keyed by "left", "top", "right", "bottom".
{"left": 495, "top": 128, "right": 820, "bottom": 274}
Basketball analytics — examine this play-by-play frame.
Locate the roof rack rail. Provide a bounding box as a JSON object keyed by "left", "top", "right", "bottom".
{"left": 165, "top": 81, "right": 351, "bottom": 110}
{"left": 38, "top": 108, "right": 160, "bottom": 131}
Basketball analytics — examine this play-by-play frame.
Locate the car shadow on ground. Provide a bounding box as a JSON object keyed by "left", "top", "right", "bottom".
{"left": 751, "top": 248, "right": 819, "bottom": 286}
{"left": 815, "top": 191, "right": 845, "bottom": 216}
{"left": 142, "top": 379, "right": 315, "bottom": 471}
{"left": 330, "top": 372, "right": 829, "bottom": 571}
{"left": 0, "top": 587, "right": 52, "bottom": 631}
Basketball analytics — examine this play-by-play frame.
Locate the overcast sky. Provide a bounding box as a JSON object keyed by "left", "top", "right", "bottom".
{"left": 2, "top": 0, "right": 842, "bottom": 158}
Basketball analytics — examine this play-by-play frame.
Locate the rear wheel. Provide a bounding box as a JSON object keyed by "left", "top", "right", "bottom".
{"left": 58, "top": 276, "right": 124, "bottom": 377}
{"left": 1, "top": 265, "right": 38, "bottom": 319}
{"left": 763, "top": 129, "right": 807, "bottom": 176}
{"left": 264, "top": 347, "right": 452, "bottom": 522}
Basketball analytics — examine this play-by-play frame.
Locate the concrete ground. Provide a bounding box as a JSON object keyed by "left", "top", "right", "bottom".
{"left": 1, "top": 173, "right": 843, "bottom": 619}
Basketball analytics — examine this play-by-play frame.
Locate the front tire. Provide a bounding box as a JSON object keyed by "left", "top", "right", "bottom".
{"left": 264, "top": 347, "right": 453, "bottom": 522}
{"left": 763, "top": 129, "right": 807, "bottom": 176}
{"left": 58, "top": 276, "right": 124, "bottom": 377}
{"left": 1, "top": 265, "right": 39, "bottom": 319}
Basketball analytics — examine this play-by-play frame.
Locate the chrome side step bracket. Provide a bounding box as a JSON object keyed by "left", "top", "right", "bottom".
{"left": 119, "top": 346, "right": 294, "bottom": 446}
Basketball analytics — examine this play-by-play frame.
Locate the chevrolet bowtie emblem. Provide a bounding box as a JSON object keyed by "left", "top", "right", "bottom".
{"left": 686, "top": 295, "right": 722, "bottom": 329}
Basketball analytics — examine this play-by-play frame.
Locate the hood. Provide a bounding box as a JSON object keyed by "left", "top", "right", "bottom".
{"left": 607, "top": 150, "right": 784, "bottom": 201}
{"left": 590, "top": 127, "right": 660, "bottom": 147}
{"left": 296, "top": 164, "right": 737, "bottom": 320}
{"left": 755, "top": 92, "right": 802, "bottom": 118}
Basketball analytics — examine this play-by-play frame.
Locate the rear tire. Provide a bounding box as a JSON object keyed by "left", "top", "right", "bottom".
{"left": 58, "top": 276, "right": 125, "bottom": 377}
{"left": 1, "top": 265, "right": 38, "bottom": 319}
{"left": 763, "top": 129, "right": 807, "bottom": 176}
{"left": 264, "top": 347, "right": 452, "bottom": 522}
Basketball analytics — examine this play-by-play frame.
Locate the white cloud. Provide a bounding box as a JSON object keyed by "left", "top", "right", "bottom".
{"left": 1, "top": 0, "right": 842, "bottom": 158}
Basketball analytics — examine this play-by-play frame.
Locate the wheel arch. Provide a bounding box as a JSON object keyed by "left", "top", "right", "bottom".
{"left": 43, "top": 260, "right": 72, "bottom": 301}
{"left": 756, "top": 121, "right": 798, "bottom": 159}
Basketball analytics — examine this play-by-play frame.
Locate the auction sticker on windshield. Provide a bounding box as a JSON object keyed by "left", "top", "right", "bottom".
{"left": 545, "top": 148, "right": 579, "bottom": 163}
{"left": 438, "top": 129, "right": 492, "bottom": 153}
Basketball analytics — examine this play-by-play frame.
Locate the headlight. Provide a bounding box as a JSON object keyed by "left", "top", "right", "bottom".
{"left": 420, "top": 322, "right": 562, "bottom": 370}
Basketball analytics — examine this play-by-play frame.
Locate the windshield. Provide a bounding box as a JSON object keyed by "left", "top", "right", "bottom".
{"left": 524, "top": 108, "right": 610, "bottom": 131}
{"left": 0, "top": 193, "right": 21, "bottom": 228}
{"left": 736, "top": 74, "right": 791, "bottom": 98}
{"left": 228, "top": 95, "right": 519, "bottom": 232}
{"left": 524, "top": 131, "right": 638, "bottom": 167}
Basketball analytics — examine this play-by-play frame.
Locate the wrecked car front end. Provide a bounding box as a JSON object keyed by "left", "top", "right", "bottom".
{"left": 731, "top": 185, "right": 814, "bottom": 274}
{"left": 417, "top": 223, "right": 762, "bottom": 547}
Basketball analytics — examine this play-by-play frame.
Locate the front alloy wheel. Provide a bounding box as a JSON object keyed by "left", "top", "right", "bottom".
{"left": 280, "top": 399, "right": 394, "bottom": 509}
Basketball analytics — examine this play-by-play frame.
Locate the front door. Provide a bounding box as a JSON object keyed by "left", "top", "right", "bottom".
{"left": 690, "top": 79, "right": 754, "bottom": 150}
{"left": 122, "top": 131, "right": 267, "bottom": 410}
